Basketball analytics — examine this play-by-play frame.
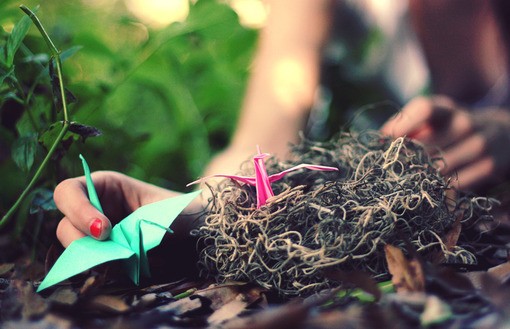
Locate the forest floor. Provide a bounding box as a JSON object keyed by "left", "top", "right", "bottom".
{"left": 2, "top": 190, "right": 510, "bottom": 329}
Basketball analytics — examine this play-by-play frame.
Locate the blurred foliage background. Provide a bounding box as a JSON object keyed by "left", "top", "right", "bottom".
{"left": 0, "top": 0, "right": 395, "bottom": 259}
{"left": 0, "top": 0, "right": 259, "bottom": 252}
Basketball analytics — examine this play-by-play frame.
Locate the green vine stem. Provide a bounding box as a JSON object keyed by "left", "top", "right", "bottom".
{"left": 0, "top": 5, "right": 70, "bottom": 229}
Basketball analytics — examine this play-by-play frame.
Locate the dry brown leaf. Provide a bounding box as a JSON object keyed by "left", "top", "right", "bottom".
{"left": 420, "top": 295, "right": 452, "bottom": 326}
{"left": 196, "top": 283, "right": 245, "bottom": 310}
{"left": 79, "top": 276, "right": 100, "bottom": 295}
{"left": 488, "top": 261, "right": 510, "bottom": 282}
{"left": 0, "top": 280, "right": 48, "bottom": 320}
{"left": 87, "top": 294, "right": 130, "bottom": 314}
{"left": 0, "top": 263, "right": 15, "bottom": 276}
{"left": 208, "top": 298, "right": 249, "bottom": 325}
{"left": 429, "top": 189, "right": 464, "bottom": 264}
{"left": 432, "top": 213, "right": 462, "bottom": 264}
{"left": 384, "top": 244, "right": 425, "bottom": 293}
{"left": 445, "top": 189, "right": 457, "bottom": 213}
{"left": 479, "top": 272, "right": 510, "bottom": 313}
{"left": 3, "top": 314, "right": 73, "bottom": 329}
{"left": 196, "top": 282, "right": 265, "bottom": 311}
{"left": 461, "top": 271, "right": 487, "bottom": 290}
{"left": 443, "top": 214, "right": 462, "bottom": 252}
{"left": 220, "top": 300, "right": 309, "bottom": 329}
{"left": 324, "top": 269, "right": 381, "bottom": 301}
{"left": 47, "top": 287, "right": 78, "bottom": 305}
{"left": 156, "top": 294, "right": 203, "bottom": 315}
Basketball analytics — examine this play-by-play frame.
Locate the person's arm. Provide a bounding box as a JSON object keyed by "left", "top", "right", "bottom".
{"left": 204, "top": 0, "right": 333, "bottom": 176}
{"left": 54, "top": 1, "right": 334, "bottom": 247}
{"left": 382, "top": 1, "right": 510, "bottom": 192}
{"left": 409, "top": 0, "right": 508, "bottom": 103}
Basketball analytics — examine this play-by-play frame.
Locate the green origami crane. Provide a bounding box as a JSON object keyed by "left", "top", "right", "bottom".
{"left": 37, "top": 156, "right": 201, "bottom": 292}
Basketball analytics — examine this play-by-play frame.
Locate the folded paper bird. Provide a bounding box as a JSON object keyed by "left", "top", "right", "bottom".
{"left": 37, "top": 155, "right": 201, "bottom": 292}
{"left": 187, "top": 146, "right": 338, "bottom": 208}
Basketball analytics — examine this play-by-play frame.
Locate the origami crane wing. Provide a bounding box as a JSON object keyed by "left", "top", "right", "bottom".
{"left": 36, "top": 237, "right": 135, "bottom": 292}
{"left": 187, "top": 146, "right": 338, "bottom": 208}
{"left": 187, "top": 174, "right": 256, "bottom": 186}
{"left": 109, "top": 192, "right": 202, "bottom": 284}
{"left": 267, "top": 164, "right": 339, "bottom": 182}
{"left": 37, "top": 156, "right": 201, "bottom": 292}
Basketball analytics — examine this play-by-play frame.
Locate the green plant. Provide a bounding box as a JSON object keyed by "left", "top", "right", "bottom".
{"left": 0, "top": 5, "right": 101, "bottom": 230}
{"left": 0, "top": 0, "right": 257, "bottom": 247}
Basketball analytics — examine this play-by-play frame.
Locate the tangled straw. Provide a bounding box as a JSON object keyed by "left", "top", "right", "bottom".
{"left": 194, "top": 131, "right": 496, "bottom": 297}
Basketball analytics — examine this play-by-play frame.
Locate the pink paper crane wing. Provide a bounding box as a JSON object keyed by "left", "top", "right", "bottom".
{"left": 187, "top": 146, "right": 338, "bottom": 208}
{"left": 268, "top": 163, "right": 339, "bottom": 182}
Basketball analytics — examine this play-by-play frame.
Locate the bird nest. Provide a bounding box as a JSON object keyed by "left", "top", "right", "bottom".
{"left": 193, "top": 131, "right": 496, "bottom": 297}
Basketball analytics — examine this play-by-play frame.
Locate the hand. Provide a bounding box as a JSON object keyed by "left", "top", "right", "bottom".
{"left": 380, "top": 95, "right": 510, "bottom": 191}
{"left": 54, "top": 171, "right": 186, "bottom": 247}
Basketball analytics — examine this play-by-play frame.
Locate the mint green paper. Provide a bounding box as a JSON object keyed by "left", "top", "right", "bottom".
{"left": 37, "top": 156, "right": 201, "bottom": 292}
{"left": 79, "top": 154, "right": 103, "bottom": 213}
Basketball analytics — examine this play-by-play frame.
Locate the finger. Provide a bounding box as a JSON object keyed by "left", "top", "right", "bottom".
{"left": 54, "top": 178, "right": 112, "bottom": 240}
{"left": 440, "top": 133, "right": 486, "bottom": 175}
{"left": 449, "top": 156, "right": 496, "bottom": 191}
{"left": 56, "top": 217, "right": 86, "bottom": 248}
{"left": 398, "top": 102, "right": 473, "bottom": 148}
{"left": 417, "top": 107, "right": 472, "bottom": 149}
{"left": 381, "top": 96, "right": 473, "bottom": 149}
{"left": 380, "top": 97, "right": 434, "bottom": 137}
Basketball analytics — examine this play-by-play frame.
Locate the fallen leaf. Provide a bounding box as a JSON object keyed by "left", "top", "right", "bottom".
{"left": 86, "top": 295, "right": 130, "bottom": 314}
{"left": 445, "top": 189, "right": 458, "bottom": 213}
{"left": 304, "top": 304, "right": 394, "bottom": 329}
{"left": 419, "top": 295, "right": 452, "bottom": 326}
{"left": 131, "top": 292, "right": 158, "bottom": 309}
{"left": 384, "top": 244, "right": 425, "bottom": 293}
{"left": 462, "top": 271, "right": 490, "bottom": 290}
{"left": 428, "top": 266, "right": 474, "bottom": 294}
{"left": 156, "top": 294, "right": 204, "bottom": 316}
{"left": 220, "top": 300, "right": 309, "bottom": 329}
{"left": 1, "top": 279, "right": 48, "bottom": 320}
{"left": 0, "top": 263, "right": 15, "bottom": 276}
{"left": 488, "top": 261, "right": 510, "bottom": 282}
{"left": 47, "top": 287, "right": 78, "bottom": 305}
{"left": 79, "top": 276, "right": 101, "bottom": 295}
{"left": 324, "top": 269, "right": 382, "bottom": 301}
{"left": 196, "top": 282, "right": 265, "bottom": 311}
{"left": 2, "top": 314, "right": 72, "bottom": 329}
{"left": 479, "top": 272, "right": 510, "bottom": 313}
{"left": 432, "top": 212, "right": 462, "bottom": 264}
{"left": 208, "top": 297, "right": 249, "bottom": 325}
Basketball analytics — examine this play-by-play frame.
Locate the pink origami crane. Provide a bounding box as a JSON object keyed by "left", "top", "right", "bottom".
{"left": 188, "top": 146, "right": 338, "bottom": 208}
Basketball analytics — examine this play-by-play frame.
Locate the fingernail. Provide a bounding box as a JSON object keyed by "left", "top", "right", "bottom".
{"left": 90, "top": 219, "right": 103, "bottom": 238}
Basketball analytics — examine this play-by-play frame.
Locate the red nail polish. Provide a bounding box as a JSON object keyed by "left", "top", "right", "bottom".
{"left": 90, "top": 219, "right": 102, "bottom": 238}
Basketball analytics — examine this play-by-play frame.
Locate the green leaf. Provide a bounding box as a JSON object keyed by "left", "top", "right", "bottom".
{"left": 38, "top": 122, "right": 78, "bottom": 159}
{"left": 0, "top": 66, "right": 15, "bottom": 87}
{"left": 65, "top": 87, "right": 77, "bottom": 105}
{"left": 29, "top": 188, "right": 57, "bottom": 214}
{"left": 60, "top": 45, "right": 83, "bottom": 62}
{"left": 22, "top": 53, "right": 49, "bottom": 65}
{"left": 11, "top": 133, "right": 38, "bottom": 172}
{"left": 0, "top": 45, "right": 4, "bottom": 65}
{"left": 5, "top": 13, "right": 32, "bottom": 67}
{"left": 2, "top": 91, "right": 23, "bottom": 103}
